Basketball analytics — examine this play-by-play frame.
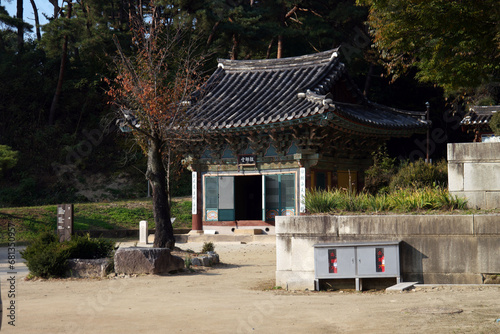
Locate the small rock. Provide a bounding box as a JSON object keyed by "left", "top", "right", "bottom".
{"left": 201, "top": 256, "right": 211, "bottom": 266}
{"left": 191, "top": 258, "right": 202, "bottom": 266}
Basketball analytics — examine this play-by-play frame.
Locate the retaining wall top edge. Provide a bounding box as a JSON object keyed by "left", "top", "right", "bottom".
{"left": 281, "top": 214, "right": 492, "bottom": 219}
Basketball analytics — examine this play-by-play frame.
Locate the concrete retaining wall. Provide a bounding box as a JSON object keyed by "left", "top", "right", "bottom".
{"left": 276, "top": 215, "right": 500, "bottom": 290}
{"left": 448, "top": 142, "right": 500, "bottom": 209}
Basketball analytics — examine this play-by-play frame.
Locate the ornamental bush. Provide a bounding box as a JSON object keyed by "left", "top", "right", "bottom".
{"left": 20, "top": 232, "right": 68, "bottom": 278}
{"left": 21, "top": 232, "right": 115, "bottom": 278}
{"left": 389, "top": 159, "right": 448, "bottom": 190}
{"left": 364, "top": 146, "right": 397, "bottom": 194}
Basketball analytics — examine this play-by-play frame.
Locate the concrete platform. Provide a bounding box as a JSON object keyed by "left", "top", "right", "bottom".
{"left": 386, "top": 282, "right": 418, "bottom": 291}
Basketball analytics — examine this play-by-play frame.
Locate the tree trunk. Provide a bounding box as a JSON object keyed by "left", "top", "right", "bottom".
{"left": 17, "top": 0, "right": 23, "bottom": 52}
{"left": 49, "top": 0, "right": 72, "bottom": 125}
{"left": 147, "top": 137, "right": 175, "bottom": 249}
{"left": 266, "top": 38, "right": 274, "bottom": 59}
{"left": 29, "top": 0, "right": 42, "bottom": 41}
{"left": 277, "top": 35, "right": 283, "bottom": 59}
{"left": 231, "top": 33, "right": 239, "bottom": 60}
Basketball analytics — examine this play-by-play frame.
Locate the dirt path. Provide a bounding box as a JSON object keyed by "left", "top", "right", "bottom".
{"left": 2, "top": 241, "right": 500, "bottom": 333}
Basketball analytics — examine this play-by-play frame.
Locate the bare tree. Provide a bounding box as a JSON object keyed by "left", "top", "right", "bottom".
{"left": 107, "top": 7, "right": 207, "bottom": 249}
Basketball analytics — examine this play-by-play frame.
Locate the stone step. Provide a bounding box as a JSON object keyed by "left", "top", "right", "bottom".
{"left": 233, "top": 229, "right": 263, "bottom": 235}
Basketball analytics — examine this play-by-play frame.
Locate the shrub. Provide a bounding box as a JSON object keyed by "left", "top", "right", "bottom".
{"left": 364, "top": 145, "right": 397, "bottom": 194}
{"left": 0, "top": 145, "right": 18, "bottom": 178}
{"left": 389, "top": 159, "right": 448, "bottom": 190}
{"left": 21, "top": 232, "right": 115, "bottom": 278}
{"left": 201, "top": 241, "right": 215, "bottom": 253}
{"left": 66, "top": 234, "right": 115, "bottom": 259}
{"left": 20, "top": 232, "right": 69, "bottom": 278}
{"left": 490, "top": 111, "right": 500, "bottom": 136}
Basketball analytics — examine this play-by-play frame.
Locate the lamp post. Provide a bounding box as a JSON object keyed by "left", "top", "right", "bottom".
{"left": 425, "top": 102, "right": 430, "bottom": 163}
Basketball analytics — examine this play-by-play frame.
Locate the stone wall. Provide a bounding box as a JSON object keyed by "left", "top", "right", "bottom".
{"left": 448, "top": 142, "right": 500, "bottom": 209}
{"left": 275, "top": 215, "right": 500, "bottom": 290}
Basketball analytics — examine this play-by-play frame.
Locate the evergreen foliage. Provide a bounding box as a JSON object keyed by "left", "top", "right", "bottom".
{"left": 389, "top": 160, "right": 448, "bottom": 191}
{"left": 358, "top": 0, "right": 500, "bottom": 95}
{"left": 0, "top": 145, "right": 18, "bottom": 177}
{"left": 20, "top": 232, "right": 115, "bottom": 278}
{"left": 490, "top": 112, "right": 500, "bottom": 136}
{"left": 364, "top": 145, "right": 396, "bottom": 194}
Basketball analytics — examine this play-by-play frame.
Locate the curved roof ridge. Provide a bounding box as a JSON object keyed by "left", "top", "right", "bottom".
{"left": 218, "top": 48, "right": 340, "bottom": 72}
{"left": 367, "top": 101, "right": 426, "bottom": 117}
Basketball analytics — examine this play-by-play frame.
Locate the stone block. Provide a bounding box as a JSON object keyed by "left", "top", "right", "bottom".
{"left": 397, "top": 215, "right": 473, "bottom": 235}
{"left": 276, "top": 236, "right": 292, "bottom": 271}
{"left": 276, "top": 270, "right": 315, "bottom": 290}
{"left": 114, "top": 248, "right": 184, "bottom": 275}
{"left": 450, "top": 191, "right": 485, "bottom": 209}
{"left": 447, "top": 142, "right": 500, "bottom": 162}
{"left": 464, "top": 163, "right": 500, "bottom": 191}
{"left": 67, "top": 258, "right": 111, "bottom": 278}
{"left": 477, "top": 237, "right": 500, "bottom": 273}
{"left": 276, "top": 215, "right": 337, "bottom": 235}
{"left": 474, "top": 215, "right": 500, "bottom": 234}
{"left": 485, "top": 192, "right": 500, "bottom": 209}
{"left": 448, "top": 163, "right": 464, "bottom": 191}
{"left": 234, "top": 229, "right": 262, "bottom": 235}
{"left": 290, "top": 237, "right": 316, "bottom": 272}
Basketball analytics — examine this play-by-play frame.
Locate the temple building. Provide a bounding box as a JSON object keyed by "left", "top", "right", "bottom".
{"left": 184, "top": 49, "right": 429, "bottom": 234}
{"left": 460, "top": 105, "right": 499, "bottom": 142}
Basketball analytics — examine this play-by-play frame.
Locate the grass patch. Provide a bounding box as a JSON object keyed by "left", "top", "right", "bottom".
{"left": 0, "top": 197, "right": 192, "bottom": 243}
{"left": 305, "top": 187, "right": 474, "bottom": 214}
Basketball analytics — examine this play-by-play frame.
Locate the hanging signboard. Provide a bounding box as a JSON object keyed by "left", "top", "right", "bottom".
{"left": 299, "top": 168, "right": 306, "bottom": 213}
{"left": 192, "top": 172, "right": 197, "bottom": 214}
{"left": 237, "top": 154, "right": 256, "bottom": 166}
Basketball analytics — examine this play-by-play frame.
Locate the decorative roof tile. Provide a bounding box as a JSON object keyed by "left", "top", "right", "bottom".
{"left": 190, "top": 49, "right": 427, "bottom": 134}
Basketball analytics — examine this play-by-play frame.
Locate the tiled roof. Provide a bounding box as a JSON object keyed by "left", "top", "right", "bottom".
{"left": 190, "top": 49, "right": 428, "bottom": 133}
{"left": 460, "top": 105, "right": 499, "bottom": 126}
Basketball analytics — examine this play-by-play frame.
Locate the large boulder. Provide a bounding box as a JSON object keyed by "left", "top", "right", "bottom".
{"left": 114, "top": 248, "right": 185, "bottom": 275}
{"left": 67, "top": 258, "right": 111, "bottom": 278}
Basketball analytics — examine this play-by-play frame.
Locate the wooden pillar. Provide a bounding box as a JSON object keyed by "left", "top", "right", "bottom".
{"left": 191, "top": 171, "right": 203, "bottom": 233}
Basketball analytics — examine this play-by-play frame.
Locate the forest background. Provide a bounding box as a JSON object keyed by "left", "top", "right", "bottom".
{"left": 0, "top": 0, "right": 498, "bottom": 207}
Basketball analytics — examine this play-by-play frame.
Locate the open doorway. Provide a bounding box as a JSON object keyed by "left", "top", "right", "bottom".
{"left": 234, "top": 175, "right": 262, "bottom": 220}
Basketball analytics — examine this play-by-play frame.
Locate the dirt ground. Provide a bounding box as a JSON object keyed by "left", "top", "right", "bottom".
{"left": 2, "top": 241, "right": 500, "bottom": 334}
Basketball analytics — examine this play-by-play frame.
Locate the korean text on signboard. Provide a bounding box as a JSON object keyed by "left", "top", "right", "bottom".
{"left": 238, "top": 154, "right": 256, "bottom": 166}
